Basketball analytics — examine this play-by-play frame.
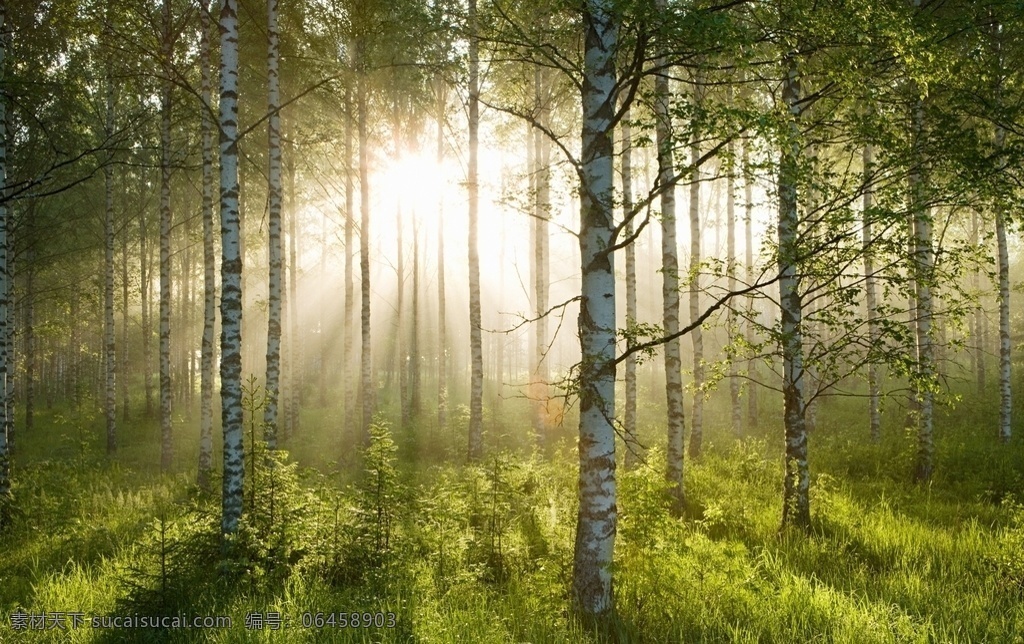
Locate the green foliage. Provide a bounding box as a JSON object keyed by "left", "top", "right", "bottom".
{"left": 3, "top": 399, "right": 1024, "bottom": 641}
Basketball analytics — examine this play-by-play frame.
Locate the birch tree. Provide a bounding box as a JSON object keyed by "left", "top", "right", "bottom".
{"left": 620, "top": 102, "right": 640, "bottom": 467}
{"left": 779, "top": 51, "right": 810, "bottom": 529}
{"left": 264, "top": 0, "right": 283, "bottom": 448}
{"left": 466, "top": 0, "right": 483, "bottom": 462}
{"left": 198, "top": 0, "right": 215, "bottom": 491}
{"left": 103, "top": 34, "right": 116, "bottom": 455}
{"left": 654, "top": 0, "right": 685, "bottom": 513}
{"left": 572, "top": 0, "right": 617, "bottom": 615}
{"left": 687, "top": 80, "right": 704, "bottom": 459}
{"left": 219, "top": 0, "right": 244, "bottom": 536}
{"left": 159, "top": 0, "right": 174, "bottom": 471}
{"left": 863, "top": 144, "right": 881, "bottom": 442}
{"left": 0, "top": 0, "right": 9, "bottom": 525}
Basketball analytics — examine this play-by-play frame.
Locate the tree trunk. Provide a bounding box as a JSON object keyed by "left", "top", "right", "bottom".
{"left": 159, "top": 0, "right": 174, "bottom": 471}
{"left": 620, "top": 104, "right": 640, "bottom": 468}
{"left": 572, "top": 0, "right": 617, "bottom": 616}
{"left": 141, "top": 205, "right": 152, "bottom": 418}
{"left": 24, "top": 248, "right": 33, "bottom": 435}
{"left": 103, "top": 58, "right": 117, "bottom": 453}
{"left": 396, "top": 155, "right": 407, "bottom": 426}
{"left": 0, "top": 0, "right": 8, "bottom": 518}
{"left": 263, "top": 0, "right": 283, "bottom": 448}
{"left": 779, "top": 54, "right": 810, "bottom": 529}
{"left": 219, "top": 0, "right": 244, "bottom": 536}
{"left": 344, "top": 86, "right": 355, "bottom": 436}
{"left": 286, "top": 144, "right": 300, "bottom": 438}
{"left": 121, "top": 194, "right": 129, "bottom": 422}
{"left": 687, "top": 99, "right": 704, "bottom": 459}
{"left": 744, "top": 137, "right": 758, "bottom": 428}
{"left": 436, "top": 86, "right": 447, "bottom": 432}
{"left": 863, "top": 144, "right": 881, "bottom": 442}
{"left": 972, "top": 210, "right": 984, "bottom": 393}
{"left": 410, "top": 219, "right": 421, "bottom": 419}
{"left": 359, "top": 70, "right": 374, "bottom": 439}
{"left": 654, "top": 16, "right": 684, "bottom": 512}
{"left": 532, "top": 66, "right": 551, "bottom": 444}
{"left": 911, "top": 93, "right": 934, "bottom": 483}
{"left": 467, "top": 0, "right": 483, "bottom": 462}
{"left": 995, "top": 126, "right": 1011, "bottom": 443}
{"left": 198, "top": 0, "right": 215, "bottom": 491}
{"left": 726, "top": 94, "right": 740, "bottom": 436}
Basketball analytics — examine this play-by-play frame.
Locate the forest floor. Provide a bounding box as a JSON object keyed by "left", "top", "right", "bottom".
{"left": 1, "top": 389, "right": 1023, "bottom": 643}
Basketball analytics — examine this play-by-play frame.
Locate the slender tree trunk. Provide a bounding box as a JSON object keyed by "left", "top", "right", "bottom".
{"left": 219, "top": 0, "right": 244, "bottom": 536}
{"left": 0, "top": 0, "right": 8, "bottom": 518}
{"left": 572, "top": 0, "right": 618, "bottom": 616}
{"left": 779, "top": 54, "right": 810, "bottom": 529}
{"left": 121, "top": 200, "right": 129, "bottom": 422}
{"left": 359, "top": 70, "right": 374, "bottom": 439}
{"left": 410, "top": 219, "right": 421, "bottom": 419}
{"left": 344, "top": 86, "right": 355, "bottom": 436}
{"left": 141, "top": 207, "right": 152, "bottom": 418}
{"left": 532, "top": 66, "right": 550, "bottom": 443}
{"left": 863, "top": 144, "right": 881, "bottom": 442}
{"left": 620, "top": 105, "right": 640, "bottom": 467}
{"left": 911, "top": 91, "right": 934, "bottom": 483}
{"left": 396, "top": 151, "right": 407, "bottom": 426}
{"left": 995, "top": 126, "right": 1011, "bottom": 443}
{"left": 744, "top": 137, "right": 758, "bottom": 428}
{"left": 104, "top": 65, "right": 117, "bottom": 454}
{"left": 972, "top": 210, "right": 985, "bottom": 393}
{"left": 726, "top": 95, "right": 740, "bottom": 436}
{"left": 687, "top": 97, "right": 704, "bottom": 459}
{"left": 435, "top": 87, "right": 447, "bottom": 432}
{"left": 287, "top": 146, "right": 300, "bottom": 436}
{"left": 654, "top": 17, "right": 684, "bottom": 512}
{"left": 263, "top": 0, "right": 283, "bottom": 448}
{"left": 467, "top": 0, "right": 483, "bottom": 462}
{"left": 24, "top": 249, "right": 33, "bottom": 435}
{"left": 198, "top": 0, "right": 215, "bottom": 491}
{"left": 159, "top": 0, "right": 174, "bottom": 471}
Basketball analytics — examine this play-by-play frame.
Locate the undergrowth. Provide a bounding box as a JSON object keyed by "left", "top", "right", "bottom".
{"left": 0, "top": 393, "right": 1023, "bottom": 642}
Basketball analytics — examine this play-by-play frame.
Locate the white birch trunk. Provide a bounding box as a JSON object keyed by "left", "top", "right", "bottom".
{"left": 726, "top": 100, "right": 740, "bottom": 436}
{"left": 436, "top": 87, "right": 447, "bottom": 432}
{"left": 572, "top": 0, "right": 617, "bottom": 615}
{"left": 344, "top": 86, "right": 355, "bottom": 435}
{"left": 863, "top": 144, "right": 881, "bottom": 442}
{"left": 911, "top": 93, "right": 934, "bottom": 482}
{"left": 198, "top": 0, "right": 215, "bottom": 491}
{"left": 972, "top": 210, "right": 985, "bottom": 393}
{"left": 218, "top": 0, "right": 244, "bottom": 535}
{"left": 104, "top": 61, "right": 117, "bottom": 454}
{"left": 286, "top": 150, "right": 299, "bottom": 437}
{"left": 779, "top": 54, "right": 810, "bottom": 529}
{"left": 620, "top": 105, "right": 640, "bottom": 467}
{"left": 467, "top": 0, "right": 483, "bottom": 462}
{"left": 744, "top": 137, "right": 758, "bottom": 428}
{"left": 358, "top": 71, "right": 373, "bottom": 439}
{"left": 141, "top": 210, "right": 153, "bottom": 418}
{"left": 263, "top": 0, "right": 283, "bottom": 448}
{"left": 995, "top": 126, "right": 1011, "bottom": 443}
{"left": 532, "top": 66, "right": 551, "bottom": 442}
{"left": 159, "top": 0, "right": 173, "bottom": 471}
{"left": 0, "top": 0, "right": 9, "bottom": 517}
{"left": 653, "top": 1, "right": 685, "bottom": 512}
{"left": 411, "top": 218, "right": 421, "bottom": 418}
{"left": 688, "top": 122, "right": 704, "bottom": 459}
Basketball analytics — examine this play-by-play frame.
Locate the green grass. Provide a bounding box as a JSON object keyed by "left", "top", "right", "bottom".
{"left": 1, "top": 389, "right": 1023, "bottom": 642}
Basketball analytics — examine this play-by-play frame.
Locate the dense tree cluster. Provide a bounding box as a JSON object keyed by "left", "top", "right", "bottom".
{"left": 0, "top": 0, "right": 1022, "bottom": 621}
